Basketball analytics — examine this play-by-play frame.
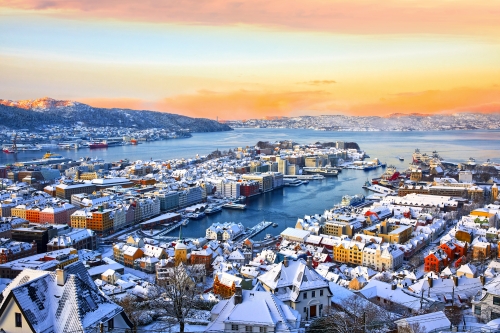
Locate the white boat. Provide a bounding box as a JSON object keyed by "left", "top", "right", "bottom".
{"left": 284, "top": 179, "right": 302, "bottom": 187}
{"left": 181, "top": 219, "right": 189, "bottom": 226}
{"left": 205, "top": 205, "right": 222, "bottom": 215}
{"left": 264, "top": 234, "right": 273, "bottom": 240}
{"left": 222, "top": 202, "right": 247, "bottom": 210}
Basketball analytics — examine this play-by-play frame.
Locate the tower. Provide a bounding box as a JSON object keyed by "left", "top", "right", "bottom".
{"left": 174, "top": 226, "right": 187, "bottom": 266}
{"left": 492, "top": 183, "right": 498, "bottom": 203}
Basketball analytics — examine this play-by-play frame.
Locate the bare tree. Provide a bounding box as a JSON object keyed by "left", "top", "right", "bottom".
{"left": 153, "top": 263, "right": 206, "bottom": 333}
{"left": 398, "top": 322, "right": 427, "bottom": 333}
{"left": 409, "top": 253, "right": 424, "bottom": 268}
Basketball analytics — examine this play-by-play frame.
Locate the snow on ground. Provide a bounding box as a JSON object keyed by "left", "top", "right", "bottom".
{"left": 139, "top": 322, "right": 207, "bottom": 332}
{"left": 124, "top": 267, "right": 156, "bottom": 281}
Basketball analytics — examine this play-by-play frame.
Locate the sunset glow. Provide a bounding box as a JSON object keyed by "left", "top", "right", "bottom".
{"left": 1, "top": 0, "right": 500, "bottom": 120}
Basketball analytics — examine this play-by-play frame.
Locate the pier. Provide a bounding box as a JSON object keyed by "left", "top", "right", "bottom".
{"left": 283, "top": 175, "right": 325, "bottom": 180}
{"left": 234, "top": 221, "right": 273, "bottom": 241}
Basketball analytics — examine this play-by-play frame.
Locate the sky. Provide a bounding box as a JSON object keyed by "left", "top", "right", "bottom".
{"left": 1, "top": 0, "right": 500, "bottom": 120}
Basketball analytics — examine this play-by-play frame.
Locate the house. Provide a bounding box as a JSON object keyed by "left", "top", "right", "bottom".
{"left": 394, "top": 311, "right": 450, "bottom": 333}
{"left": 456, "top": 263, "right": 478, "bottom": 278}
{"left": 205, "top": 286, "right": 303, "bottom": 333}
{"left": 257, "top": 257, "right": 331, "bottom": 320}
{"left": 424, "top": 249, "right": 449, "bottom": 273}
{"left": 213, "top": 272, "right": 242, "bottom": 299}
{"left": 359, "top": 279, "right": 431, "bottom": 314}
{"left": 0, "top": 261, "right": 132, "bottom": 333}
{"left": 472, "top": 274, "right": 500, "bottom": 322}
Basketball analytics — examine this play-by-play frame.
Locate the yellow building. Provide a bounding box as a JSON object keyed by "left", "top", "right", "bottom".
{"left": 11, "top": 205, "right": 27, "bottom": 219}
{"left": 363, "top": 221, "right": 412, "bottom": 244}
{"left": 333, "top": 241, "right": 364, "bottom": 265}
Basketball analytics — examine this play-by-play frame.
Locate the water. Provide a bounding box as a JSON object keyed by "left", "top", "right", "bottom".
{"left": 2, "top": 129, "right": 499, "bottom": 240}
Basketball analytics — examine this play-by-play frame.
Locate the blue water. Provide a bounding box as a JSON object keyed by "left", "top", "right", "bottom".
{"left": 2, "top": 129, "right": 499, "bottom": 239}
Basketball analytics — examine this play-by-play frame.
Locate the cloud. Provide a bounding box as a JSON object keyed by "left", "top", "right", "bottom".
{"left": 3, "top": 0, "right": 500, "bottom": 35}
{"left": 298, "top": 80, "right": 337, "bottom": 86}
{"left": 77, "top": 97, "right": 155, "bottom": 111}
{"left": 154, "top": 89, "right": 333, "bottom": 120}
{"left": 348, "top": 87, "right": 500, "bottom": 116}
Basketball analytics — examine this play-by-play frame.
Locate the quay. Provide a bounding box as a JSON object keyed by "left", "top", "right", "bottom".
{"left": 283, "top": 175, "right": 325, "bottom": 180}
{"left": 235, "top": 221, "right": 273, "bottom": 241}
{"left": 153, "top": 220, "right": 185, "bottom": 238}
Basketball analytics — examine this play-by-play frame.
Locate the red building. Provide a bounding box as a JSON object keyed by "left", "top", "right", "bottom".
{"left": 0, "top": 240, "right": 37, "bottom": 264}
{"left": 439, "top": 242, "right": 457, "bottom": 261}
{"left": 240, "top": 181, "right": 260, "bottom": 197}
{"left": 424, "top": 249, "right": 449, "bottom": 273}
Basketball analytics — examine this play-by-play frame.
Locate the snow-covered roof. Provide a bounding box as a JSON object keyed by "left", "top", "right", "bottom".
{"left": 394, "top": 311, "right": 450, "bottom": 333}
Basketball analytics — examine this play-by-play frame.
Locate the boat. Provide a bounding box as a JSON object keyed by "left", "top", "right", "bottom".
{"left": 264, "top": 234, "right": 272, "bottom": 240}
{"left": 205, "top": 205, "right": 222, "bottom": 215}
{"left": 181, "top": 219, "right": 189, "bottom": 226}
{"left": 222, "top": 202, "right": 247, "bottom": 210}
{"left": 284, "top": 179, "right": 302, "bottom": 187}
{"left": 362, "top": 180, "right": 371, "bottom": 189}
{"left": 186, "top": 212, "right": 205, "bottom": 219}
{"left": 89, "top": 141, "right": 108, "bottom": 149}
{"left": 302, "top": 180, "right": 309, "bottom": 184}
{"left": 302, "top": 167, "right": 338, "bottom": 176}
{"left": 20, "top": 152, "right": 72, "bottom": 166}
{"left": 398, "top": 156, "right": 404, "bottom": 161}
{"left": 130, "top": 139, "right": 138, "bottom": 145}
{"left": 2, "top": 147, "right": 16, "bottom": 153}
{"left": 272, "top": 223, "right": 278, "bottom": 228}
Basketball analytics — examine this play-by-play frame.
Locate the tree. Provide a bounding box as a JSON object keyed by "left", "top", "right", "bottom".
{"left": 153, "top": 263, "right": 206, "bottom": 333}
{"left": 398, "top": 322, "right": 427, "bottom": 333}
{"left": 409, "top": 253, "right": 424, "bottom": 268}
{"left": 310, "top": 295, "right": 395, "bottom": 333}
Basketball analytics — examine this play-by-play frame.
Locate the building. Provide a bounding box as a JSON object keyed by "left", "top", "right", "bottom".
{"left": 424, "top": 249, "right": 449, "bottom": 273}
{"left": 0, "top": 261, "right": 132, "bottom": 332}
{"left": 363, "top": 220, "right": 412, "bottom": 244}
{"left": 0, "top": 239, "right": 37, "bottom": 264}
{"left": 0, "top": 248, "right": 79, "bottom": 279}
{"left": 206, "top": 222, "right": 245, "bottom": 241}
{"left": 11, "top": 224, "right": 59, "bottom": 253}
{"left": 472, "top": 275, "right": 500, "bottom": 322}
{"left": 205, "top": 287, "right": 303, "bottom": 333}
{"left": 257, "top": 257, "right": 331, "bottom": 320}
{"left": 55, "top": 182, "right": 97, "bottom": 200}
{"left": 213, "top": 272, "right": 242, "bottom": 299}
{"left": 242, "top": 173, "right": 274, "bottom": 192}
{"left": 46, "top": 227, "right": 97, "bottom": 251}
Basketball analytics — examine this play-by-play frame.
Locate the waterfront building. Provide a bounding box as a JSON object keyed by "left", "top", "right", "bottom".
{"left": 155, "top": 190, "right": 180, "bottom": 211}
{"left": 242, "top": 173, "right": 274, "bottom": 192}
{"left": 206, "top": 222, "right": 245, "bottom": 241}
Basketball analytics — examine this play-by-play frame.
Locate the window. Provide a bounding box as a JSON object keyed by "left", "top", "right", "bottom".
{"left": 15, "top": 312, "right": 22, "bottom": 327}
{"left": 474, "top": 306, "right": 481, "bottom": 315}
{"left": 246, "top": 326, "right": 252, "bottom": 332}
{"left": 303, "top": 307, "right": 307, "bottom": 313}
{"left": 320, "top": 289, "right": 323, "bottom": 297}
{"left": 303, "top": 292, "right": 307, "bottom": 299}
{"left": 231, "top": 324, "right": 239, "bottom": 331}
{"left": 312, "top": 291, "right": 316, "bottom": 297}
{"left": 493, "top": 296, "right": 500, "bottom": 305}
{"left": 492, "top": 312, "right": 500, "bottom": 320}
{"left": 108, "top": 318, "right": 114, "bottom": 331}
{"left": 259, "top": 327, "right": 267, "bottom": 333}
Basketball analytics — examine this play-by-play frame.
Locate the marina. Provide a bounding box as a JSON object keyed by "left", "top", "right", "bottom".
{"left": 234, "top": 220, "right": 273, "bottom": 241}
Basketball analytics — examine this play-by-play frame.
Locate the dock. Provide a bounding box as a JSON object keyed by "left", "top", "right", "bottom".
{"left": 283, "top": 175, "right": 325, "bottom": 180}
{"left": 366, "top": 184, "right": 396, "bottom": 195}
{"left": 153, "top": 220, "right": 185, "bottom": 238}
{"left": 234, "top": 221, "right": 273, "bottom": 241}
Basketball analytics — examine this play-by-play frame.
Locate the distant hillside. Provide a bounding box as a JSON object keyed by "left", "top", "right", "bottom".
{"left": 0, "top": 97, "right": 232, "bottom": 132}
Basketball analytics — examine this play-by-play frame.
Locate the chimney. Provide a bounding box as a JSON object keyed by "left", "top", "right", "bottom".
{"left": 234, "top": 285, "right": 243, "bottom": 305}
{"left": 283, "top": 257, "right": 289, "bottom": 267}
{"left": 428, "top": 276, "right": 433, "bottom": 288}
{"left": 480, "top": 275, "right": 485, "bottom": 286}
{"left": 453, "top": 275, "right": 458, "bottom": 287}
{"left": 391, "top": 283, "right": 396, "bottom": 290}
{"left": 56, "top": 268, "right": 67, "bottom": 286}
{"left": 306, "top": 256, "right": 313, "bottom": 268}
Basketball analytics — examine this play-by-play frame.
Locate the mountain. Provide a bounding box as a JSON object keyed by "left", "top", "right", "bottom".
{"left": 0, "top": 97, "right": 232, "bottom": 132}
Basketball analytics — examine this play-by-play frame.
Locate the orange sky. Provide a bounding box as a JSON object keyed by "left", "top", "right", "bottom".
{"left": 1, "top": 0, "right": 500, "bottom": 119}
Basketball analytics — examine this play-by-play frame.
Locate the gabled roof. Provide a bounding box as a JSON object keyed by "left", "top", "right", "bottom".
{"left": 0, "top": 261, "right": 129, "bottom": 333}
{"left": 205, "top": 290, "right": 301, "bottom": 332}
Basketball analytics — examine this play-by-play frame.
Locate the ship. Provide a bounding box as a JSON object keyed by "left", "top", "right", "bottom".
{"left": 205, "top": 205, "right": 222, "bottom": 215}
{"left": 130, "top": 139, "right": 138, "bottom": 145}
{"left": 181, "top": 219, "right": 189, "bottom": 226}
{"left": 398, "top": 156, "right": 404, "bottom": 161}
{"left": 89, "top": 141, "right": 108, "bottom": 149}
{"left": 222, "top": 202, "right": 247, "bottom": 210}
{"left": 20, "top": 152, "right": 72, "bottom": 166}
{"left": 302, "top": 166, "right": 338, "bottom": 176}
{"left": 186, "top": 212, "right": 205, "bottom": 219}
{"left": 284, "top": 179, "right": 303, "bottom": 187}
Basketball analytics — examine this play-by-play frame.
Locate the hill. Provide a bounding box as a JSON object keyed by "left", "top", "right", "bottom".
{"left": 0, "top": 97, "right": 232, "bottom": 132}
